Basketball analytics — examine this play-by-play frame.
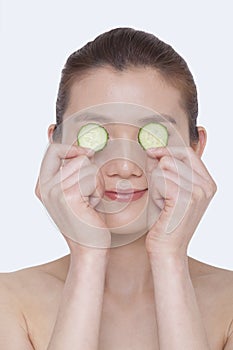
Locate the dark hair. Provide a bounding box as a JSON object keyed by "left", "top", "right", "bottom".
{"left": 55, "top": 27, "right": 199, "bottom": 144}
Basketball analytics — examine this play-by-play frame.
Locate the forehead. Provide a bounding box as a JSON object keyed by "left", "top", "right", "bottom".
{"left": 63, "top": 67, "right": 187, "bottom": 127}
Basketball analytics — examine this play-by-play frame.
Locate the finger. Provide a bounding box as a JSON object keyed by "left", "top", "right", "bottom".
{"left": 146, "top": 146, "right": 211, "bottom": 180}
{"left": 155, "top": 169, "right": 193, "bottom": 194}
{"left": 157, "top": 155, "right": 211, "bottom": 192}
{"left": 60, "top": 164, "right": 103, "bottom": 197}
{"left": 150, "top": 169, "right": 192, "bottom": 233}
{"left": 39, "top": 144, "right": 94, "bottom": 183}
{"left": 58, "top": 156, "right": 92, "bottom": 184}
{"left": 150, "top": 168, "right": 180, "bottom": 203}
{"left": 48, "top": 183, "right": 110, "bottom": 244}
{"left": 40, "top": 162, "right": 102, "bottom": 207}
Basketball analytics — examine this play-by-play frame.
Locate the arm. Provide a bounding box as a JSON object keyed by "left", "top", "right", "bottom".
{"left": 150, "top": 254, "right": 210, "bottom": 350}
{"left": 145, "top": 146, "right": 216, "bottom": 349}
{"left": 47, "top": 248, "right": 109, "bottom": 350}
{"left": 37, "top": 143, "right": 111, "bottom": 349}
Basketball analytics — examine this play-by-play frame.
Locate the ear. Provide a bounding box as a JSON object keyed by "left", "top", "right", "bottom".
{"left": 35, "top": 124, "right": 56, "bottom": 202}
{"left": 48, "top": 124, "right": 56, "bottom": 143}
{"left": 191, "top": 126, "right": 207, "bottom": 158}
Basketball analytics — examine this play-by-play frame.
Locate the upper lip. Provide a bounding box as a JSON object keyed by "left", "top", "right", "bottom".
{"left": 105, "top": 188, "right": 148, "bottom": 194}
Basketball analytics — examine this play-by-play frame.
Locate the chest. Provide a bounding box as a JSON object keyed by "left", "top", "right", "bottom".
{"left": 98, "top": 295, "right": 160, "bottom": 350}
{"left": 25, "top": 283, "right": 227, "bottom": 350}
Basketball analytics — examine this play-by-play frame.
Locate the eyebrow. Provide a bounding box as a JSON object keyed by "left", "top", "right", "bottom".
{"left": 73, "top": 112, "right": 177, "bottom": 124}
{"left": 74, "top": 113, "right": 112, "bottom": 123}
{"left": 138, "top": 114, "right": 177, "bottom": 124}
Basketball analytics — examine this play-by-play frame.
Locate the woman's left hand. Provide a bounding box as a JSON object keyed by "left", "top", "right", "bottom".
{"left": 145, "top": 146, "right": 217, "bottom": 258}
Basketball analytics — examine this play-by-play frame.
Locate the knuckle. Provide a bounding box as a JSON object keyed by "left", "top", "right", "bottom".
{"left": 206, "top": 181, "right": 217, "bottom": 199}
{"left": 35, "top": 180, "right": 41, "bottom": 200}
{"left": 192, "top": 185, "right": 205, "bottom": 201}
{"left": 212, "top": 181, "right": 218, "bottom": 194}
{"left": 37, "top": 182, "right": 50, "bottom": 203}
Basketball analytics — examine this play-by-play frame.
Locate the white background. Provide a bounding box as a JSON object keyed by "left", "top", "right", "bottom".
{"left": 0, "top": 0, "right": 232, "bottom": 272}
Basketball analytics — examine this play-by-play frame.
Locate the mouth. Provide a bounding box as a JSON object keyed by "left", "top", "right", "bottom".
{"left": 104, "top": 188, "right": 148, "bottom": 202}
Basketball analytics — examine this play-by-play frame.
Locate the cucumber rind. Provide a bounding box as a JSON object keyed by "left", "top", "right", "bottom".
{"left": 77, "top": 123, "right": 109, "bottom": 151}
{"left": 138, "top": 122, "right": 168, "bottom": 150}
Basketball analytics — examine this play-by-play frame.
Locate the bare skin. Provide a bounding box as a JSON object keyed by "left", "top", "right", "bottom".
{"left": 1, "top": 67, "right": 233, "bottom": 349}
{"left": 1, "top": 251, "right": 233, "bottom": 349}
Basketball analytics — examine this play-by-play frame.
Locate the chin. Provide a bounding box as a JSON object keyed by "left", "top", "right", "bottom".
{"left": 104, "top": 194, "right": 148, "bottom": 230}
{"left": 104, "top": 198, "right": 150, "bottom": 244}
{"left": 95, "top": 193, "right": 162, "bottom": 247}
{"left": 109, "top": 225, "right": 149, "bottom": 248}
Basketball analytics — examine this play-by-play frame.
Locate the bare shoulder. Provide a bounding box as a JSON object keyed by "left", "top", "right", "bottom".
{"left": 189, "top": 256, "right": 233, "bottom": 344}
{"left": 0, "top": 256, "right": 70, "bottom": 349}
{"left": 0, "top": 254, "right": 70, "bottom": 294}
{"left": 189, "top": 256, "right": 233, "bottom": 282}
{"left": 188, "top": 256, "right": 233, "bottom": 298}
{"left": 0, "top": 254, "right": 70, "bottom": 315}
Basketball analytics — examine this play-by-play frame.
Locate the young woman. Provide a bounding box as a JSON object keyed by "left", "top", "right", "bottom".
{"left": 1, "top": 27, "right": 233, "bottom": 350}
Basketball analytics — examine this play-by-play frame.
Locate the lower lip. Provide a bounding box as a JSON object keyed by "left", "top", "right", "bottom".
{"left": 104, "top": 190, "right": 147, "bottom": 202}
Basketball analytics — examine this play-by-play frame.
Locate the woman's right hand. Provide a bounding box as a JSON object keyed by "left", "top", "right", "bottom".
{"left": 35, "top": 143, "right": 111, "bottom": 252}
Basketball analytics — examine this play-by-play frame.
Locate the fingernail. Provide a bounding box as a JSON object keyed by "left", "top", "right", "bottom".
{"left": 146, "top": 147, "right": 159, "bottom": 153}
{"left": 88, "top": 149, "right": 95, "bottom": 156}
{"left": 148, "top": 146, "right": 165, "bottom": 152}
{"left": 83, "top": 147, "right": 95, "bottom": 156}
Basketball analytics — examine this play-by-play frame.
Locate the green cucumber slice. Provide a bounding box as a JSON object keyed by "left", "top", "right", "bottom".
{"left": 77, "top": 123, "right": 109, "bottom": 151}
{"left": 138, "top": 122, "right": 168, "bottom": 150}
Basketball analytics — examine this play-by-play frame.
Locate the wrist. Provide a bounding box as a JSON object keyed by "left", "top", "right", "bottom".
{"left": 70, "top": 245, "right": 109, "bottom": 268}
{"left": 149, "top": 252, "right": 189, "bottom": 271}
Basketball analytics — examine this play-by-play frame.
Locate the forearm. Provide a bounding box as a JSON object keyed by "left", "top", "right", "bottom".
{"left": 47, "top": 250, "right": 108, "bottom": 350}
{"left": 150, "top": 254, "right": 211, "bottom": 350}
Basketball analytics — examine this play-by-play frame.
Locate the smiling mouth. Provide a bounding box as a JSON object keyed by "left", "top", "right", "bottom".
{"left": 104, "top": 189, "right": 148, "bottom": 202}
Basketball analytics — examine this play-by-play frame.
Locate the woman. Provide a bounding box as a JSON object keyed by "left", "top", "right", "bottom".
{"left": 1, "top": 27, "right": 233, "bottom": 350}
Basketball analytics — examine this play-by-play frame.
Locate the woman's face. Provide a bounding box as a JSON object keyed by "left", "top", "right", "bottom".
{"left": 61, "top": 67, "right": 190, "bottom": 240}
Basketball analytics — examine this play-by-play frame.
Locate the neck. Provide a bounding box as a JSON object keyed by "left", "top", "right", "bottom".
{"left": 104, "top": 234, "right": 154, "bottom": 298}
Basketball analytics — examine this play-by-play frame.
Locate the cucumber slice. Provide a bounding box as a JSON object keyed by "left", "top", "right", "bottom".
{"left": 138, "top": 122, "right": 168, "bottom": 150}
{"left": 77, "top": 123, "right": 109, "bottom": 151}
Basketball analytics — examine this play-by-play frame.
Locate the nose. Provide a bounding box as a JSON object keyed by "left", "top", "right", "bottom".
{"left": 95, "top": 123, "right": 146, "bottom": 180}
{"left": 105, "top": 157, "right": 143, "bottom": 179}
{"left": 103, "top": 136, "right": 144, "bottom": 179}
